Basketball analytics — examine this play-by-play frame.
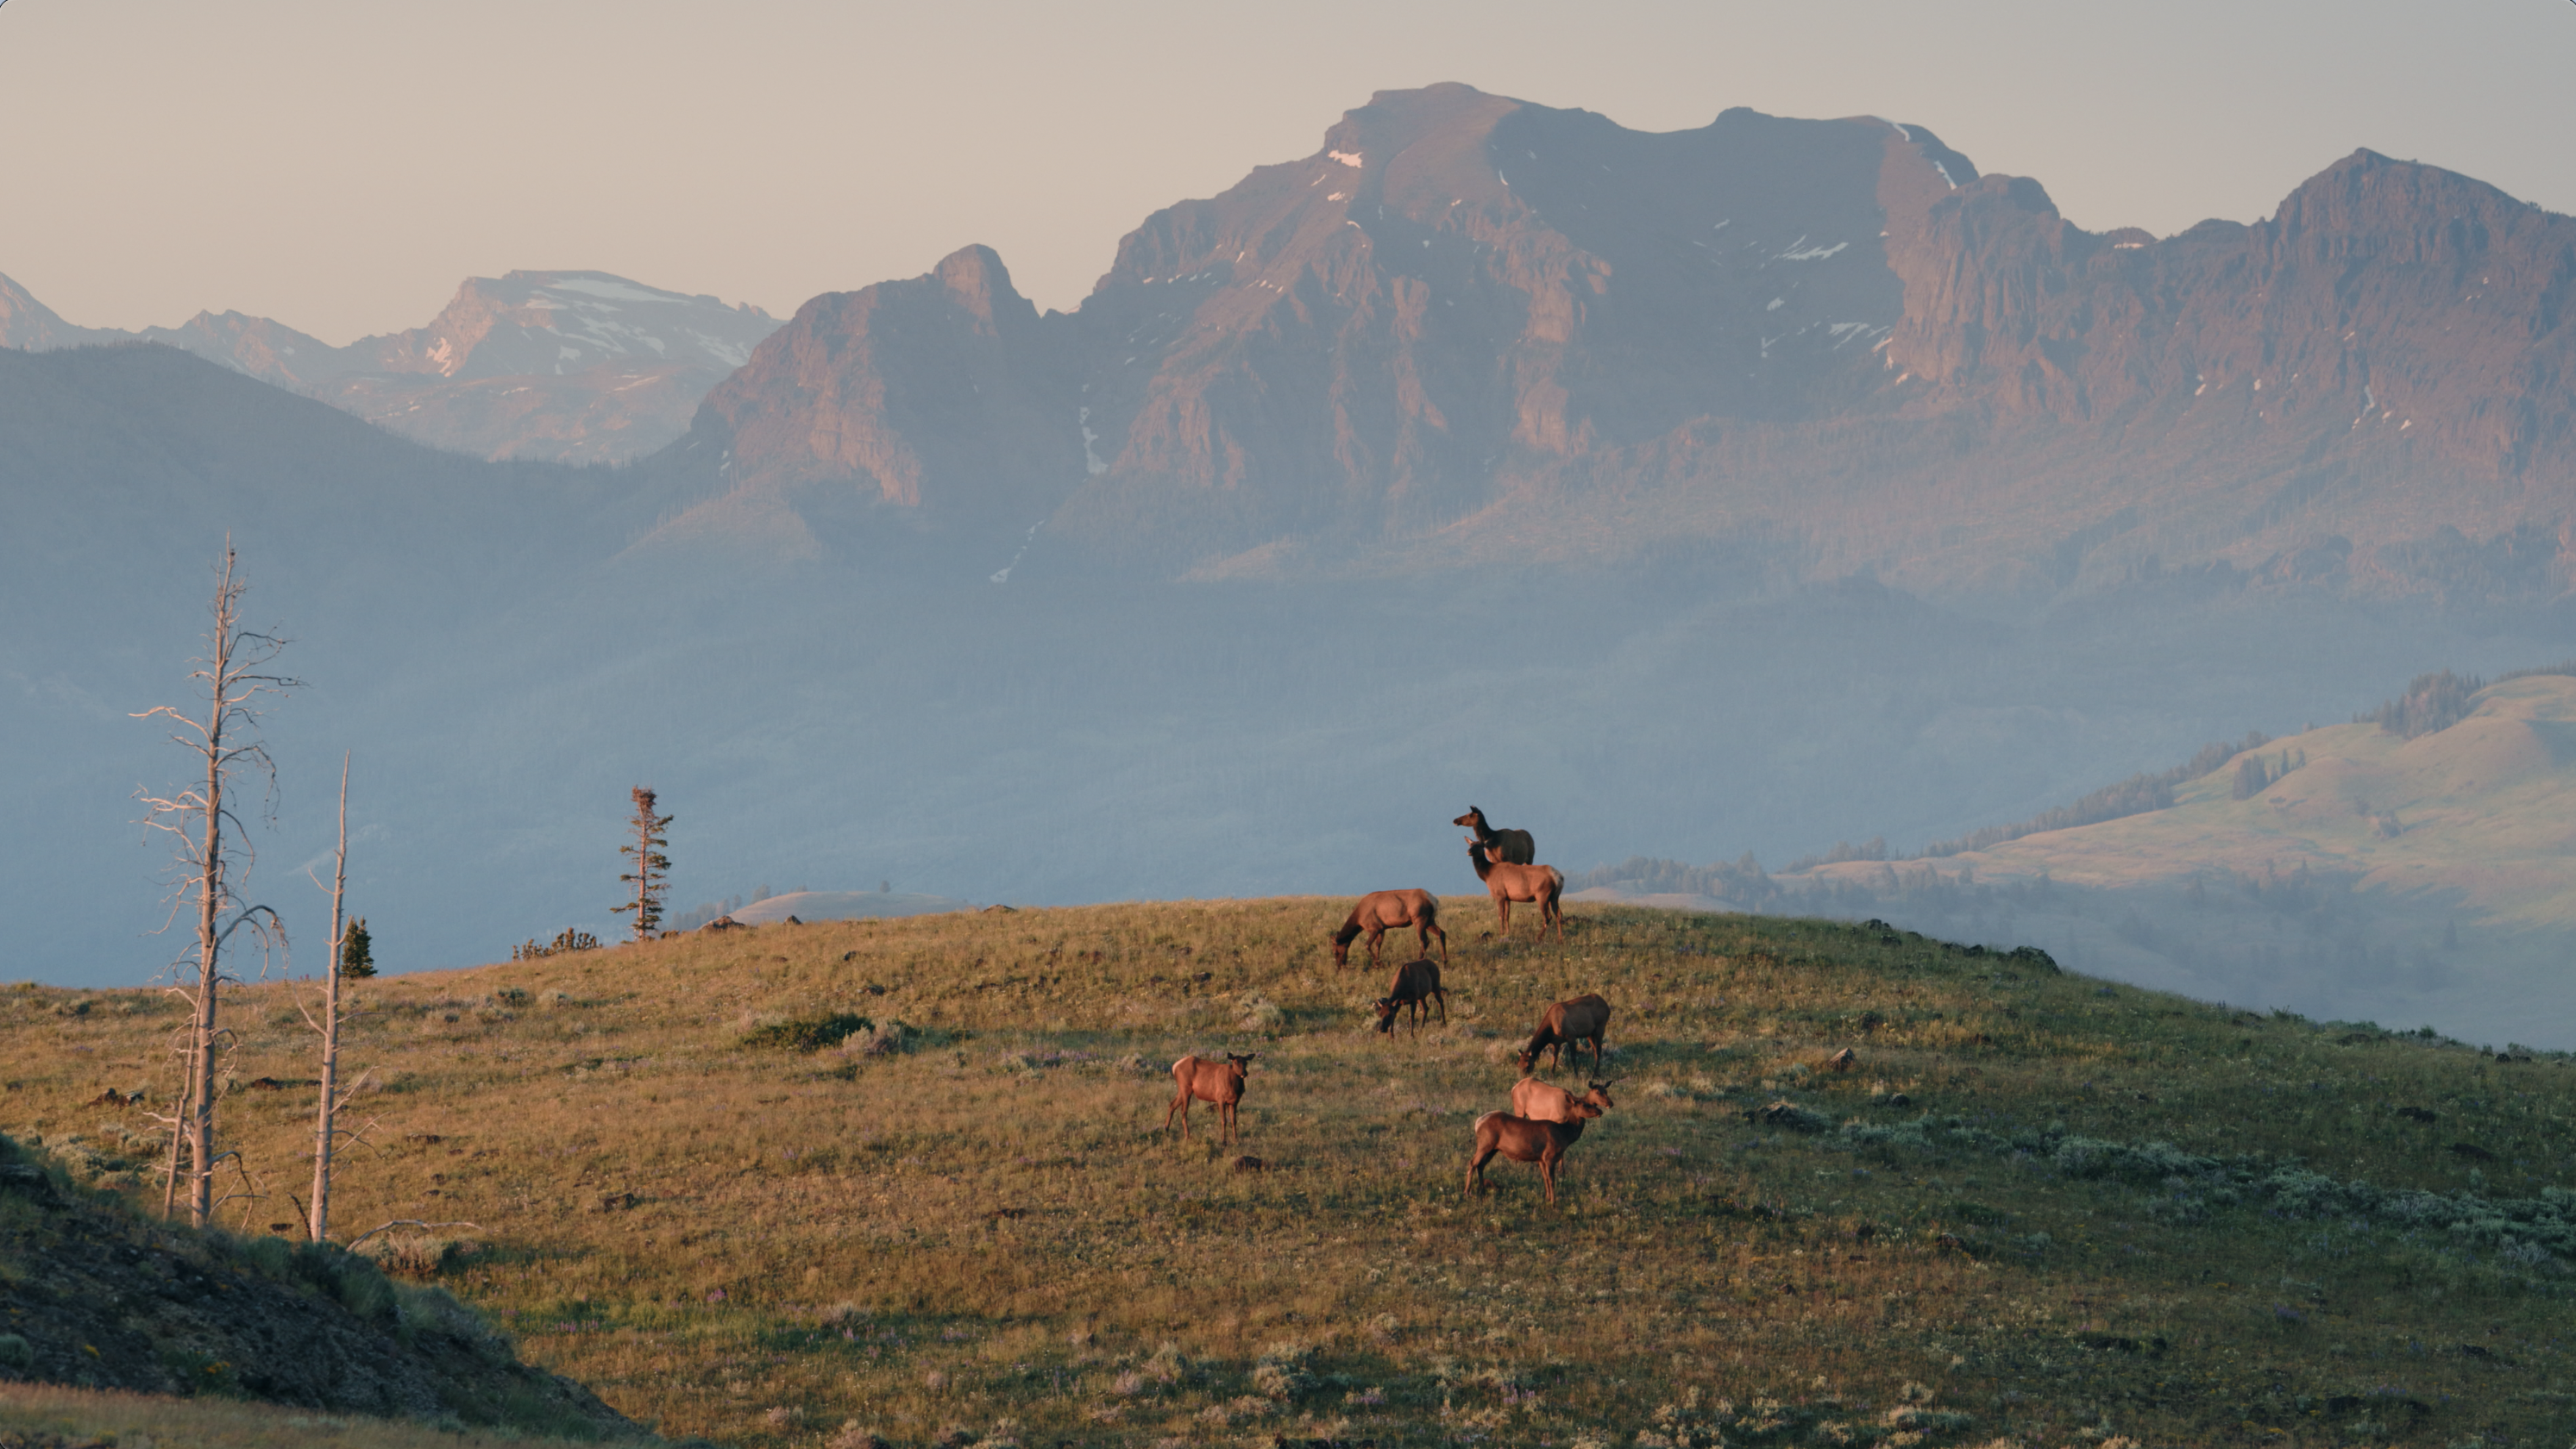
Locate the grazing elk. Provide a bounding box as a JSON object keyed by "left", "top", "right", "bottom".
{"left": 1452, "top": 807, "right": 1535, "bottom": 865}
{"left": 1330, "top": 888, "right": 1447, "bottom": 969}
{"left": 1517, "top": 994, "right": 1612, "bottom": 1077}
{"left": 1373, "top": 958, "right": 1448, "bottom": 1039}
{"left": 1467, "top": 840, "right": 1564, "bottom": 944}
{"left": 1511, "top": 1075, "right": 1617, "bottom": 1123}
{"left": 1465, "top": 1099, "right": 1603, "bottom": 1205}
{"left": 1165, "top": 1052, "right": 1256, "bottom": 1145}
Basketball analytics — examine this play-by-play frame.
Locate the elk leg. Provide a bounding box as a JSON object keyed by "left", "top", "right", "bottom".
{"left": 1466, "top": 1144, "right": 1496, "bottom": 1197}
{"left": 1167, "top": 1088, "right": 1191, "bottom": 1140}
{"left": 1433, "top": 987, "right": 1448, "bottom": 1026}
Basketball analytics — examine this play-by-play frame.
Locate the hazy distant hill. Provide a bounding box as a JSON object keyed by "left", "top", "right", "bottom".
{"left": 0, "top": 269, "right": 778, "bottom": 463}
{"left": 1579, "top": 671, "right": 2576, "bottom": 1047}
{"left": 648, "top": 84, "right": 2576, "bottom": 599}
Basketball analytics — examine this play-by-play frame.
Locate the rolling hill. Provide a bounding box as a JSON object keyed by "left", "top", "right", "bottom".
{"left": 3, "top": 900, "right": 2571, "bottom": 1446}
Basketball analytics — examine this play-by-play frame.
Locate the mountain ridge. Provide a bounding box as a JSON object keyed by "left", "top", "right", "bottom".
{"left": 637, "top": 85, "right": 2576, "bottom": 601}
{"left": 0, "top": 269, "right": 780, "bottom": 464}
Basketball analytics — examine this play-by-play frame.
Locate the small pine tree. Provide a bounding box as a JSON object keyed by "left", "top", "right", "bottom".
{"left": 338, "top": 916, "right": 375, "bottom": 979}
{"left": 613, "top": 787, "right": 674, "bottom": 940}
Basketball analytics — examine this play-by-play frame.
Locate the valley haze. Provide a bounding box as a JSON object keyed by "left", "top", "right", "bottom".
{"left": 7, "top": 85, "right": 2576, "bottom": 1051}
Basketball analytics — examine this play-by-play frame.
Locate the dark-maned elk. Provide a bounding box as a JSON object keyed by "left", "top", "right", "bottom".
{"left": 1452, "top": 806, "right": 1535, "bottom": 865}
{"left": 1329, "top": 888, "right": 1446, "bottom": 969}
{"left": 1465, "top": 1099, "right": 1603, "bottom": 1205}
{"left": 1511, "top": 1075, "right": 1617, "bottom": 1123}
{"left": 1467, "top": 840, "right": 1564, "bottom": 944}
{"left": 1165, "top": 1052, "right": 1256, "bottom": 1145}
{"left": 1517, "top": 994, "right": 1611, "bottom": 1077}
{"left": 1373, "top": 958, "right": 1447, "bottom": 1039}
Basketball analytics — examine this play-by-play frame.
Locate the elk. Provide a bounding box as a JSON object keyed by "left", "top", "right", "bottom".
{"left": 1467, "top": 839, "right": 1564, "bottom": 943}
{"left": 1517, "top": 994, "right": 1611, "bottom": 1076}
{"left": 1465, "top": 1100, "right": 1602, "bottom": 1205}
{"left": 1329, "top": 888, "right": 1447, "bottom": 969}
{"left": 1373, "top": 958, "right": 1448, "bottom": 1038}
{"left": 1165, "top": 1052, "right": 1256, "bottom": 1145}
{"left": 1453, "top": 806, "right": 1535, "bottom": 865}
{"left": 1511, "top": 1075, "right": 1617, "bottom": 1123}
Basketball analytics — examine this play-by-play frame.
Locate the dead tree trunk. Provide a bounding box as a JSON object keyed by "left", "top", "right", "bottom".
{"left": 134, "top": 541, "right": 298, "bottom": 1228}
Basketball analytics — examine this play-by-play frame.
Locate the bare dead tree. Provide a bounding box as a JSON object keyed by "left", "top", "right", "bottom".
{"left": 133, "top": 541, "right": 300, "bottom": 1228}
{"left": 297, "top": 752, "right": 375, "bottom": 1242}
{"left": 612, "top": 787, "right": 673, "bottom": 941}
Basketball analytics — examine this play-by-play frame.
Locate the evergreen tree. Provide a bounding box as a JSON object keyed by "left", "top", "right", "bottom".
{"left": 337, "top": 915, "right": 375, "bottom": 979}
{"left": 613, "top": 787, "right": 674, "bottom": 940}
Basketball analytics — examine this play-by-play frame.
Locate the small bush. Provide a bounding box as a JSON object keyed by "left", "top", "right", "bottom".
{"left": 742, "top": 1011, "right": 874, "bottom": 1052}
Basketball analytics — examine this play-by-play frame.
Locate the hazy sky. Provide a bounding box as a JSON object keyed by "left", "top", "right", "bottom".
{"left": 2, "top": 0, "right": 2568, "bottom": 343}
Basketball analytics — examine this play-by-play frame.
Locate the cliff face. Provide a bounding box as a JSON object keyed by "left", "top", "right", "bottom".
{"left": 646, "top": 86, "right": 2576, "bottom": 599}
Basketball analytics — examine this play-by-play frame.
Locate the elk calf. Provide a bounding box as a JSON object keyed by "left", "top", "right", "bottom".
{"left": 1165, "top": 1052, "right": 1256, "bottom": 1145}
{"left": 1511, "top": 1075, "right": 1616, "bottom": 1123}
{"left": 1465, "top": 1100, "right": 1602, "bottom": 1205}
{"left": 1373, "top": 958, "right": 1447, "bottom": 1039}
{"left": 1517, "top": 993, "right": 1612, "bottom": 1077}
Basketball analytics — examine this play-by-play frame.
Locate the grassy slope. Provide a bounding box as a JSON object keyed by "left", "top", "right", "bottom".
{"left": 4, "top": 900, "right": 2573, "bottom": 1448}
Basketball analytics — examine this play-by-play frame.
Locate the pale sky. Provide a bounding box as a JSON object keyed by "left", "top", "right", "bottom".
{"left": 1, "top": 0, "right": 2568, "bottom": 345}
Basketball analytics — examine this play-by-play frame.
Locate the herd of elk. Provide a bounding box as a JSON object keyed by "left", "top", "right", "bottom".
{"left": 1165, "top": 1052, "right": 1256, "bottom": 1145}
{"left": 1467, "top": 840, "right": 1564, "bottom": 944}
{"left": 1147, "top": 805, "right": 1619, "bottom": 1207}
{"left": 1372, "top": 957, "right": 1447, "bottom": 1038}
{"left": 1329, "top": 888, "right": 1447, "bottom": 969}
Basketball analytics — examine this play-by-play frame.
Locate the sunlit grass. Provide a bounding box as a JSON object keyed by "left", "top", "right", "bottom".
{"left": 4, "top": 899, "right": 2572, "bottom": 1446}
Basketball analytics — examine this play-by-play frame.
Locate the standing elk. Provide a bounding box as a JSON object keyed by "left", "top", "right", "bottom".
{"left": 1511, "top": 1075, "right": 1617, "bottom": 1122}
{"left": 1165, "top": 1052, "right": 1256, "bottom": 1145}
{"left": 1467, "top": 840, "right": 1564, "bottom": 944}
{"left": 1517, "top": 994, "right": 1611, "bottom": 1077}
{"left": 1452, "top": 807, "right": 1535, "bottom": 865}
{"left": 1465, "top": 1099, "right": 1603, "bottom": 1205}
{"left": 1373, "top": 958, "right": 1448, "bottom": 1039}
{"left": 1330, "top": 888, "right": 1447, "bottom": 969}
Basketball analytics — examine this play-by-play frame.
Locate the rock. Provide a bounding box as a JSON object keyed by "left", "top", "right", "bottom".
{"left": 2397, "top": 1106, "right": 2437, "bottom": 1123}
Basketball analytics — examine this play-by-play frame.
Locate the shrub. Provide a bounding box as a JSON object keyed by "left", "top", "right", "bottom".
{"left": 741, "top": 1011, "right": 874, "bottom": 1052}
{"left": 512, "top": 929, "right": 600, "bottom": 961}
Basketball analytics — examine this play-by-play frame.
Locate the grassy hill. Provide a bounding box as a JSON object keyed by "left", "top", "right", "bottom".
{"left": 5, "top": 900, "right": 2573, "bottom": 1447}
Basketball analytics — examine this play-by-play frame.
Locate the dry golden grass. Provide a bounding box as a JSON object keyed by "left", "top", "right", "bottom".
{"left": 5, "top": 898, "right": 2573, "bottom": 1447}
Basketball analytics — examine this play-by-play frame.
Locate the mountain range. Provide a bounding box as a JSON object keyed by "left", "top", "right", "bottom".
{"left": 0, "top": 268, "right": 778, "bottom": 463}
{"left": 644, "top": 84, "right": 2576, "bottom": 599}
{"left": 7, "top": 83, "right": 2576, "bottom": 1044}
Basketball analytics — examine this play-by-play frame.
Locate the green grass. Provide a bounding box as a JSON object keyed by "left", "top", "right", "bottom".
{"left": 4, "top": 900, "right": 2573, "bottom": 1447}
